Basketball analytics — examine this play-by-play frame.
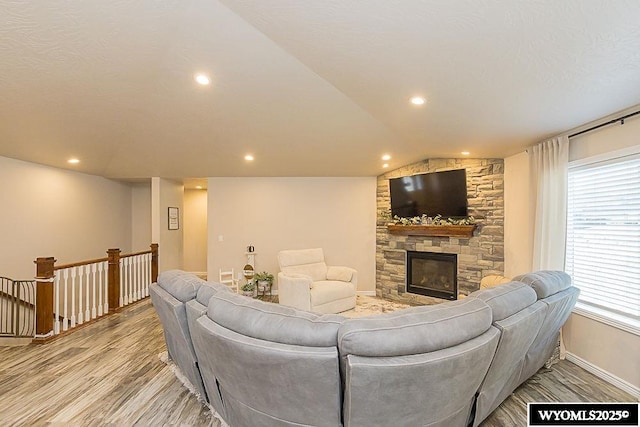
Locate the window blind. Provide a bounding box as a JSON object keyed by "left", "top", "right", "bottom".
{"left": 566, "top": 153, "right": 640, "bottom": 321}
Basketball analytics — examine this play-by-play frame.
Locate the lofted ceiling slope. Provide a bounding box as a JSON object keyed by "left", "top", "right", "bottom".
{"left": 1, "top": 0, "right": 640, "bottom": 179}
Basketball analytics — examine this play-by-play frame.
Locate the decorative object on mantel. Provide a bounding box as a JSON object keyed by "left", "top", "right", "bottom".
{"left": 383, "top": 211, "right": 478, "bottom": 237}
{"left": 390, "top": 213, "right": 476, "bottom": 226}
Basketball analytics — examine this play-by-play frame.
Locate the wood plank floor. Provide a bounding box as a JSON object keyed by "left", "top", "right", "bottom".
{"left": 0, "top": 299, "right": 634, "bottom": 426}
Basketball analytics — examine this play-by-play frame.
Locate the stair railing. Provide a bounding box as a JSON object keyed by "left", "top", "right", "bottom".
{"left": 33, "top": 243, "right": 158, "bottom": 341}
{"left": 0, "top": 277, "right": 35, "bottom": 338}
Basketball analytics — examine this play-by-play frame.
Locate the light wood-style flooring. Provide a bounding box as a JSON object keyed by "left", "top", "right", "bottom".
{"left": 0, "top": 299, "right": 634, "bottom": 426}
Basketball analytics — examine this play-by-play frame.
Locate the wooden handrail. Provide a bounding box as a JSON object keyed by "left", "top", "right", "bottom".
{"left": 121, "top": 249, "right": 152, "bottom": 259}
{"left": 33, "top": 243, "right": 158, "bottom": 342}
{"left": 54, "top": 257, "right": 109, "bottom": 271}
{"left": 54, "top": 250, "right": 152, "bottom": 270}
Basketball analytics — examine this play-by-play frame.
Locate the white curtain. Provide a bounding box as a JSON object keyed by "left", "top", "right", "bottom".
{"left": 530, "top": 136, "right": 569, "bottom": 271}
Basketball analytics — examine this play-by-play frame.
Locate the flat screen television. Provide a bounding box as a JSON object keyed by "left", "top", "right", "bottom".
{"left": 389, "top": 169, "right": 468, "bottom": 218}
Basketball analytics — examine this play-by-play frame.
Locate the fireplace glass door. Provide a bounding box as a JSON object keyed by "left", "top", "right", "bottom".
{"left": 406, "top": 251, "right": 457, "bottom": 300}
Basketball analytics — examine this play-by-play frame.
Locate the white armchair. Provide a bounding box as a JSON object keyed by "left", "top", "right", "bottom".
{"left": 277, "top": 248, "right": 357, "bottom": 314}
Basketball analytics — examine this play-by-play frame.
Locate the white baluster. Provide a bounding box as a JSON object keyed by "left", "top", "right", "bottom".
{"left": 77, "top": 265, "right": 83, "bottom": 325}
{"left": 91, "top": 263, "right": 97, "bottom": 319}
{"left": 120, "top": 259, "right": 125, "bottom": 306}
{"left": 124, "top": 257, "right": 136, "bottom": 304}
{"left": 147, "top": 252, "right": 152, "bottom": 295}
{"left": 97, "top": 262, "right": 104, "bottom": 316}
{"left": 128, "top": 257, "right": 134, "bottom": 303}
{"left": 131, "top": 256, "right": 136, "bottom": 302}
{"left": 102, "top": 261, "right": 108, "bottom": 314}
{"left": 54, "top": 273, "right": 60, "bottom": 335}
{"left": 71, "top": 267, "right": 78, "bottom": 328}
{"left": 134, "top": 256, "right": 140, "bottom": 301}
{"left": 142, "top": 254, "right": 147, "bottom": 297}
{"left": 84, "top": 264, "right": 90, "bottom": 321}
{"left": 62, "top": 269, "right": 69, "bottom": 331}
{"left": 144, "top": 253, "right": 150, "bottom": 297}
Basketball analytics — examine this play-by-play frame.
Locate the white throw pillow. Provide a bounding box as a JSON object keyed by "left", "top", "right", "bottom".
{"left": 326, "top": 266, "right": 353, "bottom": 282}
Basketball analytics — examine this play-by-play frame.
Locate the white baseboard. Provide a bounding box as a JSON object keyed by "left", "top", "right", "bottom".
{"left": 357, "top": 290, "right": 376, "bottom": 296}
{"left": 565, "top": 352, "right": 640, "bottom": 400}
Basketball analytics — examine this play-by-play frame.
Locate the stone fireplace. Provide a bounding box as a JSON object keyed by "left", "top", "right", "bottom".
{"left": 376, "top": 158, "right": 504, "bottom": 305}
{"left": 407, "top": 251, "right": 457, "bottom": 300}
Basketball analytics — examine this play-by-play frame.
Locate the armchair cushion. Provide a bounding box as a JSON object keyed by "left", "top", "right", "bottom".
{"left": 311, "top": 281, "right": 357, "bottom": 307}
{"left": 278, "top": 248, "right": 328, "bottom": 281}
{"left": 327, "top": 266, "right": 355, "bottom": 282}
{"left": 283, "top": 273, "right": 314, "bottom": 288}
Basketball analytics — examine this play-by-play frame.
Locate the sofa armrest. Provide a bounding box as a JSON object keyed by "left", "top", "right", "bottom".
{"left": 277, "top": 272, "right": 313, "bottom": 311}
{"left": 327, "top": 266, "right": 357, "bottom": 286}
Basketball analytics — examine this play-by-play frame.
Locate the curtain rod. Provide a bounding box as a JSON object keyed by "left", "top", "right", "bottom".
{"left": 568, "top": 109, "right": 640, "bottom": 139}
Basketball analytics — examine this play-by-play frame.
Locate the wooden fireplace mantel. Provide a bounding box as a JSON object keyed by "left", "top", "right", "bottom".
{"left": 387, "top": 224, "right": 477, "bottom": 238}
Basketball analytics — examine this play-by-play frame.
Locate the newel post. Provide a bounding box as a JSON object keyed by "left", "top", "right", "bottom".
{"left": 34, "top": 257, "right": 56, "bottom": 337}
{"left": 107, "top": 248, "right": 121, "bottom": 312}
{"left": 151, "top": 243, "right": 159, "bottom": 283}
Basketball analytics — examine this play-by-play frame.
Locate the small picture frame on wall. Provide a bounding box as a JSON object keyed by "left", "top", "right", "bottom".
{"left": 168, "top": 207, "right": 179, "bottom": 230}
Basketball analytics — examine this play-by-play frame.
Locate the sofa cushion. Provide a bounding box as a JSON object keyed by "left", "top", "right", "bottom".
{"left": 470, "top": 281, "right": 538, "bottom": 322}
{"left": 207, "top": 291, "right": 345, "bottom": 347}
{"left": 311, "top": 280, "right": 356, "bottom": 307}
{"left": 194, "top": 280, "right": 231, "bottom": 306}
{"left": 157, "top": 269, "right": 188, "bottom": 285}
{"left": 157, "top": 270, "right": 206, "bottom": 302}
{"left": 513, "top": 271, "right": 572, "bottom": 299}
{"left": 338, "top": 298, "right": 492, "bottom": 357}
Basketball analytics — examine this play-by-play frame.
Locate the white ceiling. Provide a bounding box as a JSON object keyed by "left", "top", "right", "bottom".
{"left": 1, "top": 0, "right": 640, "bottom": 180}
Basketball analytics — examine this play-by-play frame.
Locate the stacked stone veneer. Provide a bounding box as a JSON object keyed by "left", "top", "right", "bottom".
{"left": 377, "top": 158, "right": 504, "bottom": 305}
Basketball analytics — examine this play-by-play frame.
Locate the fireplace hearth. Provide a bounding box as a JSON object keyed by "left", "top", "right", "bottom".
{"left": 406, "top": 251, "right": 457, "bottom": 300}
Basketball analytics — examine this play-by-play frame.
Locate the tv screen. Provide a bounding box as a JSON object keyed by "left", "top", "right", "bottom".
{"left": 389, "top": 169, "right": 468, "bottom": 218}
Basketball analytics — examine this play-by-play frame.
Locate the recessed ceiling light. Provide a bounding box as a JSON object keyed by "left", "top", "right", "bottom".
{"left": 382, "top": 154, "right": 391, "bottom": 161}
{"left": 67, "top": 158, "right": 80, "bottom": 164}
{"left": 195, "top": 186, "right": 203, "bottom": 190}
{"left": 244, "top": 154, "right": 254, "bottom": 161}
{"left": 461, "top": 151, "right": 470, "bottom": 156}
{"left": 195, "top": 73, "right": 211, "bottom": 85}
{"left": 382, "top": 163, "right": 389, "bottom": 168}
{"left": 410, "top": 96, "right": 426, "bottom": 105}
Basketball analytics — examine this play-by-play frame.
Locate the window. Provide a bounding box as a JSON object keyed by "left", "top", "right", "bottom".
{"left": 565, "top": 147, "right": 640, "bottom": 332}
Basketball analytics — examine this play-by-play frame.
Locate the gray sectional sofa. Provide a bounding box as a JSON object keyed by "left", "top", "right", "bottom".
{"left": 150, "top": 270, "right": 578, "bottom": 427}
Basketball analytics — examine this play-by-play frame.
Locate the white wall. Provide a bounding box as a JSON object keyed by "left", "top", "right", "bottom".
{"left": 207, "top": 177, "right": 377, "bottom": 292}
{"left": 504, "top": 151, "right": 533, "bottom": 277}
{"left": 0, "top": 156, "right": 133, "bottom": 279}
{"left": 569, "top": 113, "right": 640, "bottom": 161}
{"left": 131, "top": 182, "right": 152, "bottom": 252}
{"left": 183, "top": 189, "right": 207, "bottom": 273}
{"left": 504, "top": 108, "right": 640, "bottom": 392}
{"left": 155, "top": 178, "right": 184, "bottom": 272}
{"left": 563, "top": 313, "right": 640, "bottom": 391}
